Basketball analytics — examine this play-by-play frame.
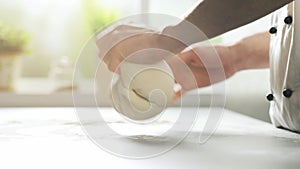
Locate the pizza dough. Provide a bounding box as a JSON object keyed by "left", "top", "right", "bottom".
{"left": 111, "top": 60, "right": 175, "bottom": 121}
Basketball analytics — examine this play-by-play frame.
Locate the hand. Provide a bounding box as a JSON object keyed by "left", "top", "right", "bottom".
{"left": 168, "top": 32, "right": 270, "bottom": 100}
{"left": 96, "top": 24, "right": 186, "bottom": 72}
{"left": 167, "top": 45, "right": 239, "bottom": 97}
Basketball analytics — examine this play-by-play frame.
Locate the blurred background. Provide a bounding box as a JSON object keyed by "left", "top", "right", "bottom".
{"left": 0, "top": 0, "right": 271, "bottom": 122}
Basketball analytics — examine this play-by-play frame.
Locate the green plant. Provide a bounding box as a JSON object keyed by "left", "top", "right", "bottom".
{"left": 0, "top": 22, "right": 30, "bottom": 54}
{"left": 83, "top": 0, "right": 119, "bottom": 33}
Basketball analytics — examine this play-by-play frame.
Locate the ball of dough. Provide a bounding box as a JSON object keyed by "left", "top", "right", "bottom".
{"left": 111, "top": 60, "right": 175, "bottom": 121}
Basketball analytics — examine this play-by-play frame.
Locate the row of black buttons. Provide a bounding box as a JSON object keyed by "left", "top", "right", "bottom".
{"left": 269, "top": 16, "right": 293, "bottom": 34}
{"left": 267, "top": 15, "right": 294, "bottom": 102}
{"left": 266, "top": 89, "right": 293, "bottom": 101}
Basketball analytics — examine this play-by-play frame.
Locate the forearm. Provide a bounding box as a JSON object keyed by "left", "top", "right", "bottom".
{"left": 185, "top": 0, "right": 293, "bottom": 38}
{"left": 230, "top": 32, "right": 270, "bottom": 71}
{"left": 163, "top": 0, "right": 293, "bottom": 45}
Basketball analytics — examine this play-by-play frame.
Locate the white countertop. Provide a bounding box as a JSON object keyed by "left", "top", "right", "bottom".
{"left": 0, "top": 107, "right": 299, "bottom": 169}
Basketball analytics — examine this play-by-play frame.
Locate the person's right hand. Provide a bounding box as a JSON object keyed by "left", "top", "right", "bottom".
{"left": 169, "top": 32, "right": 270, "bottom": 100}
{"left": 167, "top": 45, "right": 239, "bottom": 97}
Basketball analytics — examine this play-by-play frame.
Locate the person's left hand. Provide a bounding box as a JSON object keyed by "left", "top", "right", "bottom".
{"left": 96, "top": 24, "right": 186, "bottom": 72}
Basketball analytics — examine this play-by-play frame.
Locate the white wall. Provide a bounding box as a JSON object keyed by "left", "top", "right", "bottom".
{"left": 225, "top": 69, "right": 271, "bottom": 122}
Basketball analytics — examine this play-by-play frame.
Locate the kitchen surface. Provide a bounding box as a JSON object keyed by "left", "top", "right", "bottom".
{"left": 1, "top": 107, "right": 299, "bottom": 169}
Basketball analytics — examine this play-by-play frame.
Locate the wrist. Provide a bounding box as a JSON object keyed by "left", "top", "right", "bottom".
{"left": 228, "top": 41, "right": 249, "bottom": 72}
{"left": 156, "top": 27, "right": 187, "bottom": 54}
{"left": 229, "top": 32, "right": 270, "bottom": 71}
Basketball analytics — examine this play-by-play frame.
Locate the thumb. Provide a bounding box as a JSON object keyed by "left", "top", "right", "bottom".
{"left": 172, "top": 88, "right": 186, "bottom": 103}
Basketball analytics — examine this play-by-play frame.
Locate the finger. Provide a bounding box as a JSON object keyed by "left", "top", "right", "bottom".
{"left": 178, "top": 49, "right": 204, "bottom": 66}
{"left": 104, "top": 47, "right": 125, "bottom": 72}
{"left": 172, "top": 88, "right": 186, "bottom": 103}
{"left": 102, "top": 54, "right": 109, "bottom": 64}
{"left": 107, "top": 59, "right": 121, "bottom": 72}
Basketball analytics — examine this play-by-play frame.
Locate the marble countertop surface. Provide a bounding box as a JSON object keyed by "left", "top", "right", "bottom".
{"left": 0, "top": 107, "right": 299, "bottom": 169}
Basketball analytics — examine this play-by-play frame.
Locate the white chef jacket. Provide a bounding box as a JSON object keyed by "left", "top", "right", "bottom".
{"left": 269, "top": 1, "right": 300, "bottom": 132}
